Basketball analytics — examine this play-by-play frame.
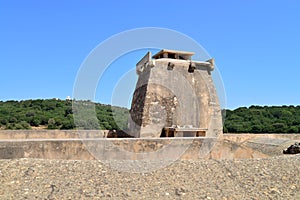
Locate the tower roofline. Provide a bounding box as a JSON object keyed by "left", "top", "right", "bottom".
{"left": 152, "top": 49, "right": 194, "bottom": 60}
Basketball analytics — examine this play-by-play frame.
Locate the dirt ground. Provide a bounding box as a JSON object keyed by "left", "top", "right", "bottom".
{"left": 1, "top": 155, "right": 299, "bottom": 199}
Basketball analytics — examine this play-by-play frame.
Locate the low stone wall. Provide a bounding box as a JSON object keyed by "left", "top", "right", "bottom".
{"left": 0, "top": 130, "right": 104, "bottom": 139}
{"left": 0, "top": 130, "right": 132, "bottom": 139}
{"left": 0, "top": 130, "right": 299, "bottom": 160}
{"left": 223, "top": 133, "right": 300, "bottom": 143}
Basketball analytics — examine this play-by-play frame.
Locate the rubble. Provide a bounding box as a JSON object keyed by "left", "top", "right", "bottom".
{"left": 283, "top": 142, "right": 300, "bottom": 154}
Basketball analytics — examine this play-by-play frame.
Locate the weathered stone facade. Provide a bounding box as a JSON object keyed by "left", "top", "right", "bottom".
{"left": 128, "top": 49, "right": 223, "bottom": 138}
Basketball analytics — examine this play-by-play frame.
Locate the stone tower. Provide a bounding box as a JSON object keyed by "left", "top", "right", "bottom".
{"left": 128, "top": 49, "right": 222, "bottom": 138}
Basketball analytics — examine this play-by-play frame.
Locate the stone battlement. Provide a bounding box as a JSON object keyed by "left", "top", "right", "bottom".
{"left": 136, "top": 50, "right": 214, "bottom": 75}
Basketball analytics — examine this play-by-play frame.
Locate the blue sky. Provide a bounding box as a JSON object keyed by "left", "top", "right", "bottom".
{"left": 0, "top": 0, "right": 299, "bottom": 109}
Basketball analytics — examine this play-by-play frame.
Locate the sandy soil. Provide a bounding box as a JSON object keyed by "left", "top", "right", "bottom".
{"left": 0, "top": 155, "right": 299, "bottom": 199}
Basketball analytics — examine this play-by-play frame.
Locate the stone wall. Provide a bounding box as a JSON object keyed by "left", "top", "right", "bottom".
{"left": 0, "top": 130, "right": 133, "bottom": 140}
{"left": 1, "top": 130, "right": 299, "bottom": 160}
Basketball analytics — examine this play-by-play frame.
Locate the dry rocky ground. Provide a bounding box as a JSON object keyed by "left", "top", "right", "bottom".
{"left": 0, "top": 155, "right": 299, "bottom": 199}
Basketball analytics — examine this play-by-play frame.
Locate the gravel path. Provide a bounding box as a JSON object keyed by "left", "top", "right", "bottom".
{"left": 0, "top": 156, "right": 299, "bottom": 199}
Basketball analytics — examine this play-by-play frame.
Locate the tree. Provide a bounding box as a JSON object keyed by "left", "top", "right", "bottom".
{"left": 47, "top": 118, "right": 57, "bottom": 129}
{"left": 60, "top": 120, "right": 75, "bottom": 130}
{"left": 30, "top": 118, "right": 41, "bottom": 127}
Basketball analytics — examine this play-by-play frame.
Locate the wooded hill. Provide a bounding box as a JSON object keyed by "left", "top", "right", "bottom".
{"left": 0, "top": 99, "right": 299, "bottom": 133}
{"left": 224, "top": 105, "right": 300, "bottom": 133}
{"left": 0, "top": 99, "right": 128, "bottom": 130}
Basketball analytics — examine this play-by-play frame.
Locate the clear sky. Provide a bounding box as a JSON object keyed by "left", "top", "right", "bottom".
{"left": 0, "top": 0, "right": 299, "bottom": 109}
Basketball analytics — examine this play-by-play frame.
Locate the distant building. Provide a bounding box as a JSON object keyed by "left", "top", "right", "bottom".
{"left": 66, "top": 96, "right": 71, "bottom": 101}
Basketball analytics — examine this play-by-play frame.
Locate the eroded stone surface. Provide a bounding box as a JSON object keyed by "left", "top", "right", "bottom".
{"left": 129, "top": 50, "right": 223, "bottom": 138}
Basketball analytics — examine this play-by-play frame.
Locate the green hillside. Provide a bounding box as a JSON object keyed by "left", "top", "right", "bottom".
{"left": 224, "top": 105, "right": 300, "bottom": 133}
{"left": 0, "top": 99, "right": 128, "bottom": 130}
{"left": 0, "top": 99, "right": 299, "bottom": 133}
